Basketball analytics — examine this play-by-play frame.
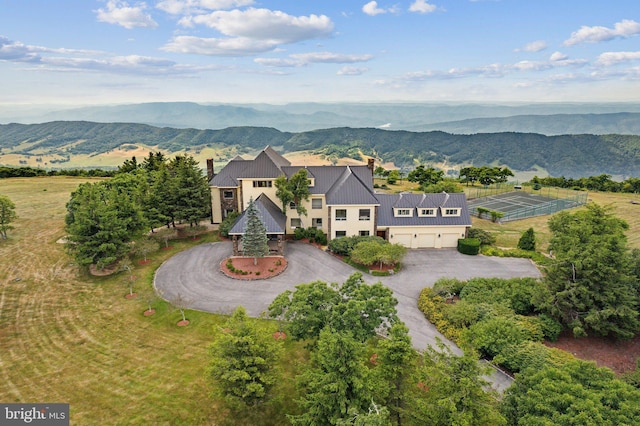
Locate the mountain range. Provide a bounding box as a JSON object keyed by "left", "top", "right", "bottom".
{"left": 2, "top": 102, "right": 640, "bottom": 135}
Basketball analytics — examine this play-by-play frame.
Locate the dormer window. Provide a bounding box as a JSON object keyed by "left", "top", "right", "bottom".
{"left": 308, "top": 178, "right": 315, "bottom": 187}
{"left": 443, "top": 208, "right": 461, "bottom": 216}
{"left": 395, "top": 208, "right": 413, "bottom": 217}
{"left": 418, "top": 208, "right": 436, "bottom": 217}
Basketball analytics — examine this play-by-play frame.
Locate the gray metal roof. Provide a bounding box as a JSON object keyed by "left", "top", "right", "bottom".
{"left": 210, "top": 146, "right": 291, "bottom": 186}
{"left": 229, "top": 193, "right": 286, "bottom": 235}
{"left": 209, "top": 157, "right": 248, "bottom": 187}
{"left": 376, "top": 192, "right": 472, "bottom": 227}
{"left": 326, "top": 166, "right": 379, "bottom": 205}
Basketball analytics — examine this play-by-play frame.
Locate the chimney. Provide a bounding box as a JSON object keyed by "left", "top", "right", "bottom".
{"left": 206, "top": 158, "right": 215, "bottom": 180}
{"left": 367, "top": 158, "right": 375, "bottom": 176}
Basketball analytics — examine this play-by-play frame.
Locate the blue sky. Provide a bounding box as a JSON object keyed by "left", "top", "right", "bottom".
{"left": 1, "top": 0, "right": 639, "bottom": 105}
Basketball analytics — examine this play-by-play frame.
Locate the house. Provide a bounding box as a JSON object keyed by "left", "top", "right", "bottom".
{"left": 208, "top": 146, "right": 471, "bottom": 253}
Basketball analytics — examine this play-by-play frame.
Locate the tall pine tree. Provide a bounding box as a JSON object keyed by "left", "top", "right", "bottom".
{"left": 243, "top": 197, "right": 269, "bottom": 265}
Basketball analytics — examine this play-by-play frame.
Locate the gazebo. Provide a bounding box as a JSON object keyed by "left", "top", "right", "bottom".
{"left": 228, "top": 193, "right": 286, "bottom": 256}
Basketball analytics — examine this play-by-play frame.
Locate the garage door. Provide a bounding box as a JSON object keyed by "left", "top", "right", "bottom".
{"left": 393, "top": 233, "right": 412, "bottom": 248}
{"left": 441, "top": 233, "right": 461, "bottom": 248}
{"left": 416, "top": 233, "right": 436, "bottom": 248}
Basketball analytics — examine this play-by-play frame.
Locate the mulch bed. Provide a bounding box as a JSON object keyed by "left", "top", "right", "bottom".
{"left": 220, "top": 256, "right": 288, "bottom": 280}
{"left": 545, "top": 331, "right": 640, "bottom": 375}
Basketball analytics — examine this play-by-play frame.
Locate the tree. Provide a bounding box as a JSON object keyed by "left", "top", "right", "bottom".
{"left": 132, "top": 236, "right": 159, "bottom": 262}
{"left": 407, "top": 341, "right": 505, "bottom": 426}
{"left": 275, "top": 169, "right": 311, "bottom": 216}
{"left": 243, "top": 197, "right": 269, "bottom": 265}
{"left": 517, "top": 227, "right": 536, "bottom": 251}
{"left": 373, "top": 322, "right": 417, "bottom": 425}
{"left": 422, "top": 179, "right": 463, "bottom": 193}
{"left": 218, "top": 211, "right": 240, "bottom": 238}
{"left": 290, "top": 329, "right": 373, "bottom": 426}
{"left": 0, "top": 194, "right": 18, "bottom": 240}
{"left": 386, "top": 170, "right": 400, "bottom": 185}
{"left": 501, "top": 359, "right": 640, "bottom": 425}
{"left": 544, "top": 203, "right": 640, "bottom": 338}
{"left": 407, "top": 165, "right": 444, "bottom": 187}
{"left": 170, "top": 155, "right": 211, "bottom": 226}
{"left": 209, "top": 306, "right": 282, "bottom": 407}
{"left": 268, "top": 273, "right": 398, "bottom": 343}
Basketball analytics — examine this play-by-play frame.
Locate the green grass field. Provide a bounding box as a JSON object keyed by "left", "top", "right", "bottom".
{"left": 0, "top": 177, "right": 306, "bottom": 425}
{"left": 1, "top": 177, "right": 638, "bottom": 424}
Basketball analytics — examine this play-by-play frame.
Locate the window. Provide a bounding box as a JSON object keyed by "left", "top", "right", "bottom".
{"left": 335, "top": 231, "right": 347, "bottom": 238}
{"left": 359, "top": 209, "right": 370, "bottom": 221}
{"left": 312, "top": 218, "right": 323, "bottom": 228}
{"left": 312, "top": 198, "right": 322, "bottom": 209}
{"left": 289, "top": 202, "right": 297, "bottom": 210}
{"left": 223, "top": 190, "right": 234, "bottom": 199}
{"left": 253, "top": 180, "right": 272, "bottom": 188}
{"left": 291, "top": 218, "right": 301, "bottom": 228}
{"left": 444, "top": 208, "right": 460, "bottom": 216}
{"left": 359, "top": 230, "right": 370, "bottom": 236}
{"left": 396, "top": 209, "right": 412, "bottom": 216}
{"left": 335, "top": 209, "right": 347, "bottom": 221}
{"left": 419, "top": 208, "right": 435, "bottom": 216}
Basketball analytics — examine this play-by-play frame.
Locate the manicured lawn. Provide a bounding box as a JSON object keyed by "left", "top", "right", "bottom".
{"left": 0, "top": 177, "right": 305, "bottom": 424}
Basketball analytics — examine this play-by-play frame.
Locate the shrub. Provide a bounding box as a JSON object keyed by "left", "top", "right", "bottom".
{"left": 219, "top": 211, "right": 240, "bottom": 238}
{"left": 328, "top": 235, "right": 387, "bottom": 256}
{"left": 457, "top": 238, "right": 480, "bottom": 255}
{"left": 489, "top": 210, "right": 504, "bottom": 223}
{"left": 517, "top": 227, "right": 536, "bottom": 251}
{"left": 467, "top": 228, "right": 496, "bottom": 246}
{"left": 432, "top": 277, "right": 466, "bottom": 296}
{"left": 539, "top": 313, "right": 563, "bottom": 342}
{"left": 493, "top": 340, "right": 575, "bottom": 374}
{"left": 417, "top": 288, "right": 461, "bottom": 343}
{"left": 294, "top": 227, "right": 305, "bottom": 240}
{"left": 464, "top": 316, "right": 533, "bottom": 359}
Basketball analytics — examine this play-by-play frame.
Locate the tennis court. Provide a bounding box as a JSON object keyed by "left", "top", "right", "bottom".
{"left": 468, "top": 190, "right": 588, "bottom": 222}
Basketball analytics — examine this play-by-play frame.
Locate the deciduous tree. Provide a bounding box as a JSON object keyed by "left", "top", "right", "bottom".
{"left": 275, "top": 169, "right": 311, "bottom": 216}
{"left": 0, "top": 194, "right": 17, "bottom": 240}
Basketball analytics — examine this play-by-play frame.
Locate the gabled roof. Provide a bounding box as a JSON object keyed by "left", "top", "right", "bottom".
{"left": 376, "top": 192, "right": 472, "bottom": 227}
{"left": 326, "top": 166, "right": 379, "bottom": 205}
{"left": 210, "top": 146, "right": 290, "bottom": 186}
{"left": 229, "top": 193, "right": 286, "bottom": 235}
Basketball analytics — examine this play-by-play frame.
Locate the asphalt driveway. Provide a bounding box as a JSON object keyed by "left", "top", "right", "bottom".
{"left": 154, "top": 241, "right": 542, "bottom": 391}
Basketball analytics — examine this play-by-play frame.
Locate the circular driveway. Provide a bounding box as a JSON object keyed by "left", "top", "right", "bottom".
{"left": 154, "top": 241, "right": 542, "bottom": 391}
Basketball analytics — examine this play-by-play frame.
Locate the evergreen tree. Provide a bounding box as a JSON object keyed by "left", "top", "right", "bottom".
{"left": 544, "top": 203, "right": 640, "bottom": 338}
{"left": 243, "top": 197, "right": 269, "bottom": 265}
{"left": 373, "top": 322, "right": 417, "bottom": 425}
{"left": 290, "top": 329, "right": 373, "bottom": 426}
{"left": 0, "top": 194, "right": 18, "bottom": 240}
{"left": 517, "top": 227, "right": 536, "bottom": 251}
{"left": 170, "top": 155, "right": 211, "bottom": 226}
{"left": 208, "top": 306, "right": 282, "bottom": 407}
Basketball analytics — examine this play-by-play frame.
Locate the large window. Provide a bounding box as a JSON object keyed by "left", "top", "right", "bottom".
{"left": 359, "top": 230, "right": 370, "bottom": 236}
{"left": 253, "top": 180, "right": 272, "bottom": 188}
{"left": 312, "top": 218, "right": 323, "bottom": 228}
{"left": 312, "top": 198, "right": 323, "bottom": 209}
{"left": 289, "top": 202, "right": 297, "bottom": 210}
{"left": 335, "top": 209, "right": 347, "bottom": 221}
{"left": 359, "top": 209, "right": 370, "bottom": 221}
{"left": 335, "top": 231, "right": 347, "bottom": 238}
{"left": 291, "top": 218, "right": 301, "bottom": 228}
{"left": 223, "top": 190, "right": 234, "bottom": 199}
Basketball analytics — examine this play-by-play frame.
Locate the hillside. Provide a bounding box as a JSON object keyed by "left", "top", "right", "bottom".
{"left": 1, "top": 122, "right": 640, "bottom": 177}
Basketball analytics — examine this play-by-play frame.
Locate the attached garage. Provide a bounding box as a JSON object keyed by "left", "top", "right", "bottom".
{"left": 393, "top": 233, "right": 413, "bottom": 247}
{"left": 416, "top": 233, "right": 437, "bottom": 248}
{"left": 441, "top": 233, "right": 462, "bottom": 248}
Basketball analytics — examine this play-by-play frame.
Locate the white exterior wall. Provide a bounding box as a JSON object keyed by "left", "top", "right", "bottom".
{"left": 382, "top": 225, "right": 467, "bottom": 249}
{"left": 329, "top": 205, "right": 376, "bottom": 239}
{"left": 239, "top": 179, "right": 278, "bottom": 210}
{"left": 284, "top": 196, "right": 328, "bottom": 235}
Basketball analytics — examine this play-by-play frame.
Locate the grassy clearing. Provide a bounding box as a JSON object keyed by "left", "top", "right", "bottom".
{"left": 0, "top": 177, "right": 305, "bottom": 425}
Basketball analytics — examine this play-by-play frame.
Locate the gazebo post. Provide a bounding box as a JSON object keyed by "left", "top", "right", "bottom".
{"left": 232, "top": 235, "right": 239, "bottom": 256}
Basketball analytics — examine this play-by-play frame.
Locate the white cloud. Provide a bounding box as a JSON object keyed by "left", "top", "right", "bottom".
{"left": 409, "top": 0, "right": 437, "bottom": 14}
{"left": 362, "top": 1, "right": 387, "bottom": 16}
{"left": 96, "top": 0, "right": 158, "bottom": 29}
{"left": 337, "top": 66, "right": 369, "bottom": 76}
{"left": 167, "top": 8, "right": 333, "bottom": 56}
{"left": 255, "top": 52, "right": 373, "bottom": 67}
{"left": 515, "top": 40, "right": 547, "bottom": 53}
{"left": 596, "top": 51, "right": 640, "bottom": 66}
{"left": 156, "top": 0, "right": 254, "bottom": 15}
{"left": 564, "top": 19, "right": 640, "bottom": 46}
{"left": 549, "top": 51, "right": 568, "bottom": 62}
